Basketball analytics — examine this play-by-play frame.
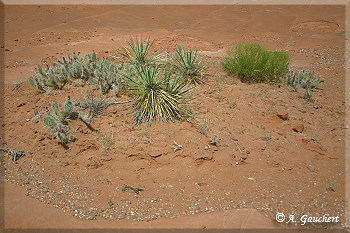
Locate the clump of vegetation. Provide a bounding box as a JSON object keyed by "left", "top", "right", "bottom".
{"left": 100, "top": 132, "right": 116, "bottom": 151}
{"left": 43, "top": 97, "right": 91, "bottom": 147}
{"left": 222, "top": 43, "right": 290, "bottom": 83}
{"left": 125, "top": 64, "right": 195, "bottom": 125}
{"left": 196, "top": 114, "right": 210, "bottom": 136}
{"left": 138, "top": 129, "right": 152, "bottom": 143}
{"left": 121, "top": 36, "right": 154, "bottom": 65}
{"left": 28, "top": 64, "right": 69, "bottom": 92}
{"left": 88, "top": 59, "right": 124, "bottom": 95}
{"left": 75, "top": 90, "right": 111, "bottom": 117}
{"left": 29, "top": 36, "right": 210, "bottom": 130}
{"left": 43, "top": 98, "right": 75, "bottom": 146}
{"left": 29, "top": 52, "right": 125, "bottom": 96}
{"left": 61, "top": 52, "right": 97, "bottom": 83}
{"left": 285, "top": 69, "right": 323, "bottom": 99}
{"left": 172, "top": 46, "right": 209, "bottom": 84}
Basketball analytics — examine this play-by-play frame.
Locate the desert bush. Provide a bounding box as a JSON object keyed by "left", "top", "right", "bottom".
{"left": 121, "top": 36, "right": 154, "bottom": 65}
{"left": 43, "top": 97, "right": 91, "bottom": 147}
{"left": 222, "top": 43, "right": 290, "bottom": 83}
{"left": 285, "top": 69, "right": 323, "bottom": 99}
{"left": 172, "top": 46, "right": 208, "bottom": 84}
{"left": 124, "top": 64, "right": 195, "bottom": 125}
{"left": 75, "top": 90, "right": 111, "bottom": 117}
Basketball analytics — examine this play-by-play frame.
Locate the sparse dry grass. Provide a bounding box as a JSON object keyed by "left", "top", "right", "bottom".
{"left": 196, "top": 114, "right": 210, "bottom": 136}
{"left": 100, "top": 132, "right": 116, "bottom": 152}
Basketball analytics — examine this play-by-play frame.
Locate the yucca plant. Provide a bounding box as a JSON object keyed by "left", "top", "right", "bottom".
{"left": 121, "top": 36, "right": 154, "bottom": 65}
{"left": 125, "top": 64, "right": 194, "bottom": 125}
{"left": 172, "top": 46, "right": 209, "bottom": 84}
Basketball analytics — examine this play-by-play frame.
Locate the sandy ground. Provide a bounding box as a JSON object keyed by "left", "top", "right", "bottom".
{"left": 1, "top": 4, "right": 348, "bottom": 232}
{"left": 4, "top": 182, "right": 281, "bottom": 229}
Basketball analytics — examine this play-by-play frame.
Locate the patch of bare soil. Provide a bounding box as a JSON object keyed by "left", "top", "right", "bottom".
{"left": 1, "top": 5, "right": 347, "bottom": 230}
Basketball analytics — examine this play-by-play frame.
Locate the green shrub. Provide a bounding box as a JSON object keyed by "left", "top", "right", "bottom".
{"left": 222, "top": 43, "right": 290, "bottom": 83}
{"left": 172, "top": 46, "right": 208, "bottom": 84}
{"left": 124, "top": 64, "right": 195, "bottom": 125}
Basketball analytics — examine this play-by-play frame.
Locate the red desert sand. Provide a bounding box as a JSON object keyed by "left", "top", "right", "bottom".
{"left": 1, "top": 4, "right": 347, "bottom": 231}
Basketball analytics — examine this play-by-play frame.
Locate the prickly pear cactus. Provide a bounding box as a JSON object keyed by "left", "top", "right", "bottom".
{"left": 60, "top": 52, "right": 96, "bottom": 82}
{"left": 43, "top": 97, "right": 76, "bottom": 146}
{"left": 285, "top": 69, "right": 323, "bottom": 99}
{"left": 28, "top": 64, "right": 68, "bottom": 92}
{"left": 88, "top": 59, "right": 123, "bottom": 95}
{"left": 42, "top": 97, "right": 93, "bottom": 147}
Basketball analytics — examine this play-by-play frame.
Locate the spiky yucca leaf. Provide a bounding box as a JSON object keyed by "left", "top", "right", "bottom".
{"left": 121, "top": 36, "right": 154, "bottom": 65}
{"left": 125, "top": 65, "right": 194, "bottom": 125}
{"left": 172, "top": 46, "right": 209, "bottom": 84}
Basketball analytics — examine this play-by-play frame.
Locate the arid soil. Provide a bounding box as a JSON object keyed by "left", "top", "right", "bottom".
{"left": 1, "top": 4, "right": 347, "bottom": 231}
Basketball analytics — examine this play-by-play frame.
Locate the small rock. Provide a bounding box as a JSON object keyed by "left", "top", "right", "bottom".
{"left": 307, "top": 165, "right": 315, "bottom": 172}
{"left": 202, "top": 225, "right": 206, "bottom": 229}
{"left": 293, "top": 124, "right": 304, "bottom": 133}
{"left": 231, "top": 136, "right": 238, "bottom": 141}
{"left": 17, "top": 102, "right": 26, "bottom": 107}
{"left": 302, "top": 138, "right": 310, "bottom": 144}
{"left": 265, "top": 154, "right": 270, "bottom": 158}
{"left": 196, "top": 182, "right": 208, "bottom": 186}
{"left": 248, "top": 177, "right": 256, "bottom": 182}
{"left": 204, "top": 145, "right": 210, "bottom": 150}
{"left": 277, "top": 112, "right": 288, "bottom": 121}
{"left": 105, "top": 51, "right": 109, "bottom": 53}
{"left": 262, "top": 135, "right": 272, "bottom": 141}
{"left": 33, "top": 98, "right": 41, "bottom": 104}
